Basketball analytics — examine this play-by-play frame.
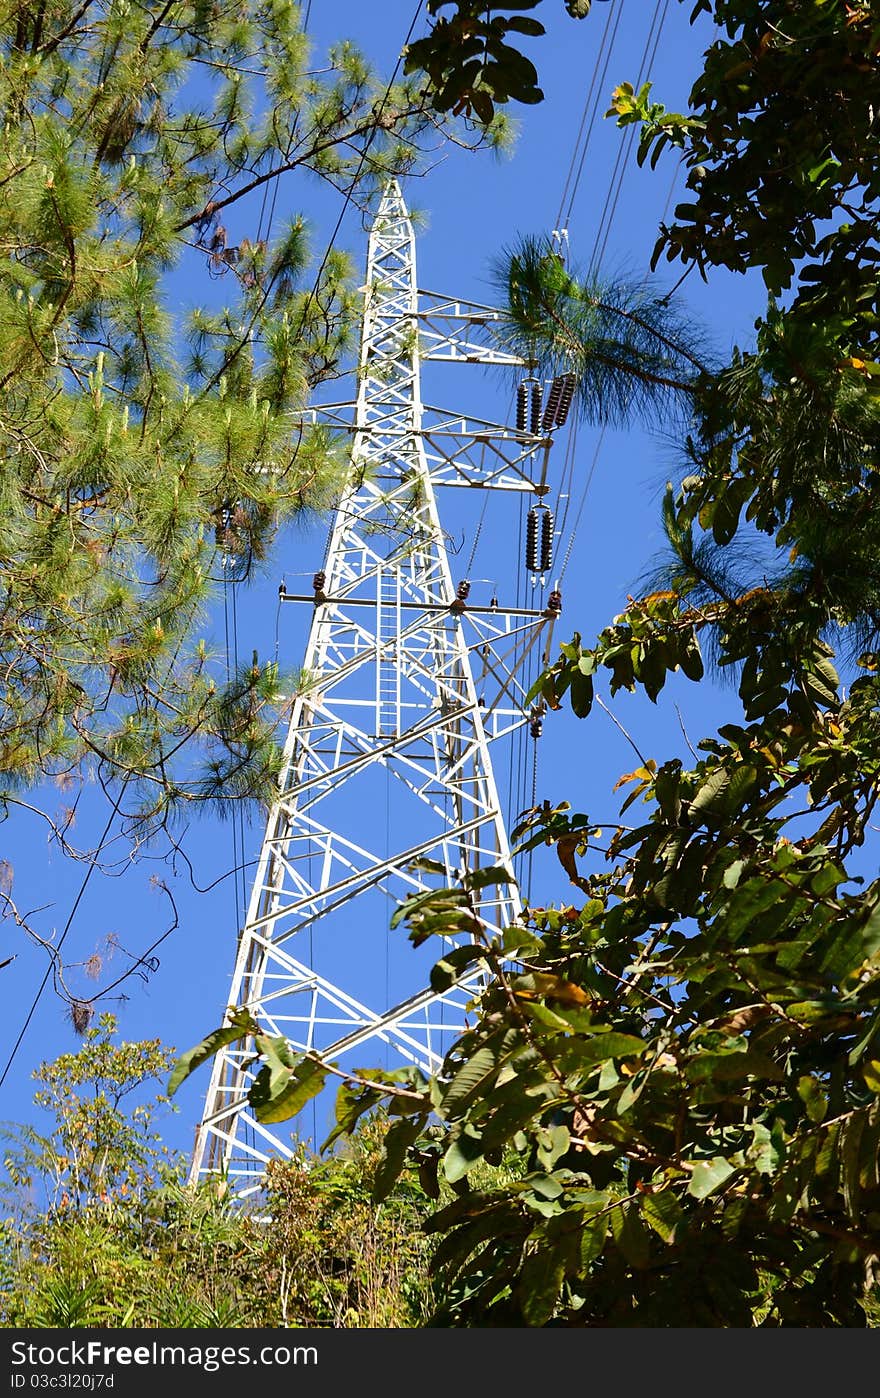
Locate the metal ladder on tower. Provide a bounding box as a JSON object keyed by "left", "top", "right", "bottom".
{"left": 377, "top": 567, "right": 401, "bottom": 739}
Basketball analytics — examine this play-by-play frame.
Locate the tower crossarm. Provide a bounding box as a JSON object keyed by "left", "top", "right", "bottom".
{"left": 416, "top": 289, "right": 532, "bottom": 366}
{"left": 298, "top": 400, "right": 551, "bottom": 492}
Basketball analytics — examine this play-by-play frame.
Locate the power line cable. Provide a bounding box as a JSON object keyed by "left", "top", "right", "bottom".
{"left": 507, "top": 3, "right": 632, "bottom": 886}
{"left": 590, "top": 0, "right": 665, "bottom": 274}
{"left": 551, "top": 0, "right": 671, "bottom": 588}
{"left": 554, "top": 0, "right": 620, "bottom": 230}
{"left": 556, "top": 0, "right": 627, "bottom": 234}
{"left": 559, "top": 425, "right": 606, "bottom": 584}
{"left": 551, "top": 414, "right": 580, "bottom": 557}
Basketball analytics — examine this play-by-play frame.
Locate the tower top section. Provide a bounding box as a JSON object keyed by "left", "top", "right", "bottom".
{"left": 374, "top": 178, "right": 409, "bottom": 221}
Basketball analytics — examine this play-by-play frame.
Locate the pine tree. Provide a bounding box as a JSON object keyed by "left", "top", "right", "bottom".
{"left": 0, "top": 1, "right": 501, "bottom": 831}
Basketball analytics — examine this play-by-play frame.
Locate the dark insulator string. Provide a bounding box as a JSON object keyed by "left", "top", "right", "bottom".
{"left": 530, "top": 380, "right": 543, "bottom": 436}
{"left": 540, "top": 508, "right": 554, "bottom": 573}
{"left": 525, "top": 506, "right": 540, "bottom": 574}
{"left": 541, "top": 376, "right": 564, "bottom": 432}
{"left": 555, "top": 373, "right": 577, "bottom": 426}
{"left": 516, "top": 380, "right": 528, "bottom": 434}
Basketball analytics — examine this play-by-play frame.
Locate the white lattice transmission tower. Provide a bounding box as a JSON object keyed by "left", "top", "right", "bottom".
{"left": 191, "top": 181, "right": 571, "bottom": 1195}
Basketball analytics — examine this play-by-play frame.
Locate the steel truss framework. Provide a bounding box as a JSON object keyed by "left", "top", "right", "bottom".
{"left": 191, "top": 182, "right": 561, "bottom": 1194}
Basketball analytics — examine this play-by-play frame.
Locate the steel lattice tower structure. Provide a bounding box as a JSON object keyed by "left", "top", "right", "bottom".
{"left": 191, "top": 182, "right": 564, "bottom": 1194}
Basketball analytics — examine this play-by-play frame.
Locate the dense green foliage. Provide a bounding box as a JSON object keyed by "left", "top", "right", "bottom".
{"left": 405, "top": 0, "right": 593, "bottom": 122}
{"left": 3, "top": 1013, "right": 173, "bottom": 1214}
{"left": 180, "top": 0, "right": 880, "bottom": 1326}
{"left": 1, "top": 1019, "right": 436, "bottom": 1327}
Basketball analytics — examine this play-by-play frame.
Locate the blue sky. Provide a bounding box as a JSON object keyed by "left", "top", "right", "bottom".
{"left": 0, "top": 1, "right": 768, "bottom": 1163}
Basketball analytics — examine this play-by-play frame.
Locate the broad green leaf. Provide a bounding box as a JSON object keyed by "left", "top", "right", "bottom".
{"left": 580, "top": 1209, "right": 608, "bottom": 1264}
{"left": 429, "top": 1206, "right": 516, "bottom": 1277}
{"left": 721, "top": 1196, "right": 748, "bottom": 1240}
{"left": 442, "top": 1045, "right": 501, "bottom": 1111}
{"left": 373, "top": 1115, "right": 423, "bottom": 1202}
{"left": 679, "top": 634, "right": 704, "bottom": 681}
{"left": 443, "top": 1128, "right": 485, "bottom": 1184}
{"left": 323, "top": 1072, "right": 389, "bottom": 1149}
{"left": 796, "top": 1074, "right": 827, "bottom": 1123}
{"left": 711, "top": 477, "right": 749, "bottom": 545}
{"left": 810, "top": 860, "right": 845, "bottom": 897}
{"left": 815, "top": 1120, "right": 841, "bottom": 1180}
{"left": 687, "top": 1157, "right": 736, "bottom": 1199}
{"left": 513, "top": 971, "right": 592, "bottom": 1006}
{"left": 576, "top": 1032, "right": 646, "bottom": 1066}
{"left": 747, "top": 1122, "right": 784, "bottom": 1175}
{"left": 841, "top": 1113, "right": 865, "bottom": 1221}
{"left": 726, "top": 762, "right": 758, "bottom": 809}
{"left": 524, "top": 1172, "right": 564, "bottom": 1201}
{"left": 616, "top": 1071, "right": 647, "bottom": 1115}
{"left": 251, "top": 1055, "right": 328, "bottom": 1125}
{"left": 536, "top": 1124, "right": 570, "bottom": 1170}
{"left": 641, "top": 1188, "right": 683, "bottom": 1243}
{"left": 390, "top": 885, "right": 464, "bottom": 931}
{"left": 505, "top": 17, "right": 546, "bottom": 36}
{"left": 523, "top": 1000, "right": 581, "bottom": 1032}
{"left": 253, "top": 1032, "right": 297, "bottom": 1077}
{"left": 689, "top": 767, "right": 731, "bottom": 822}
{"left": 430, "top": 943, "right": 486, "bottom": 992}
{"left": 862, "top": 1059, "right": 880, "bottom": 1094}
{"left": 518, "top": 1242, "right": 566, "bottom": 1325}
{"left": 822, "top": 902, "right": 880, "bottom": 981}
{"left": 167, "top": 1008, "right": 259, "bottom": 1097}
{"left": 418, "top": 1151, "right": 441, "bottom": 1201}
{"left": 803, "top": 654, "right": 839, "bottom": 708}
{"left": 407, "top": 857, "right": 447, "bottom": 876}
{"left": 686, "top": 1049, "right": 782, "bottom": 1083}
{"left": 598, "top": 1059, "right": 620, "bottom": 1091}
{"left": 570, "top": 667, "right": 594, "bottom": 718}
{"left": 848, "top": 1004, "right": 880, "bottom": 1063}
{"left": 723, "top": 858, "right": 746, "bottom": 889}
{"left": 463, "top": 864, "right": 516, "bottom": 891}
{"left": 610, "top": 1199, "right": 651, "bottom": 1268}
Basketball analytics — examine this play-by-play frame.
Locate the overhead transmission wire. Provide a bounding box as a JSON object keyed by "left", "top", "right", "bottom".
{"left": 590, "top": 0, "right": 671, "bottom": 275}
{"left": 507, "top": 3, "right": 626, "bottom": 873}
{"left": 555, "top": 0, "right": 626, "bottom": 233}
{"left": 547, "top": 2, "right": 627, "bottom": 566}
{"left": 500, "top": 5, "right": 628, "bottom": 894}
{"left": 492, "top": 0, "right": 616, "bottom": 858}
{"left": 551, "top": 0, "right": 671, "bottom": 585}
{"left": 501, "top": 0, "right": 675, "bottom": 901}
{"left": 0, "top": 3, "right": 425, "bottom": 1098}
{"left": 537, "top": 0, "right": 675, "bottom": 899}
